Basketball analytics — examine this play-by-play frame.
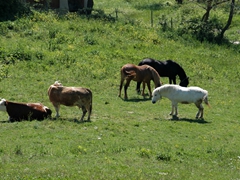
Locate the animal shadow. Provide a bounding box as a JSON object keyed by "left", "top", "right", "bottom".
{"left": 0, "top": 120, "right": 10, "bottom": 123}
{"left": 50, "top": 117, "right": 91, "bottom": 123}
{"left": 170, "top": 116, "right": 210, "bottom": 124}
{"left": 119, "top": 94, "right": 151, "bottom": 102}
{"left": 124, "top": 98, "right": 151, "bottom": 102}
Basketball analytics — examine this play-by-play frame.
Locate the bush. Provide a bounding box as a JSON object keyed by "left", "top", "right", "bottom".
{"left": 178, "top": 16, "right": 224, "bottom": 43}
{"left": 0, "top": 0, "right": 31, "bottom": 21}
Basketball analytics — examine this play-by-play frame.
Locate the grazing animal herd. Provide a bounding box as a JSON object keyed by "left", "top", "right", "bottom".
{"left": 0, "top": 58, "right": 210, "bottom": 122}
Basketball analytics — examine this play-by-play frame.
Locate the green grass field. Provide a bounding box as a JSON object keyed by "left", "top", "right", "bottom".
{"left": 0, "top": 0, "right": 240, "bottom": 179}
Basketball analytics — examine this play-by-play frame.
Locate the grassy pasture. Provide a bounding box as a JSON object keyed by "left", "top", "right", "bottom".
{"left": 0, "top": 0, "right": 240, "bottom": 179}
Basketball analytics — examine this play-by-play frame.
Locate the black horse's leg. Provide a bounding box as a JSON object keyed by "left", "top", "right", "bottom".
{"left": 136, "top": 81, "right": 141, "bottom": 94}
{"left": 169, "top": 78, "right": 172, "bottom": 84}
{"left": 173, "top": 77, "right": 177, "bottom": 84}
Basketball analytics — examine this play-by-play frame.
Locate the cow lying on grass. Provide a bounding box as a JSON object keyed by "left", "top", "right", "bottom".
{"left": 48, "top": 81, "right": 92, "bottom": 122}
{"left": 0, "top": 99, "right": 52, "bottom": 122}
{"left": 152, "top": 84, "right": 210, "bottom": 119}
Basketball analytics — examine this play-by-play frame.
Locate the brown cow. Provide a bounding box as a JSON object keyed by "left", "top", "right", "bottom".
{"left": 0, "top": 99, "right": 52, "bottom": 122}
{"left": 48, "top": 81, "right": 92, "bottom": 121}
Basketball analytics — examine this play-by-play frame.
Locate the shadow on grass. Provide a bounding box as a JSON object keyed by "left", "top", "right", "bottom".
{"left": 118, "top": 93, "right": 152, "bottom": 102}
{"left": 125, "top": 98, "right": 151, "bottom": 102}
{"left": 0, "top": 120, "right": 10, "bottom": 123}
{"left": 171, "top": 118, "right": 210, "bottom": 124}
{"left": 51, "top": 117, "right": 91, "bottom": 124}
{"left": 119, "top": 97, "right": 151, "bottom": 102}
{"left": 154, "top": 116, "right": 210, "bottom": 124}
{"left": 0, "top": 117, "right": 91, "bottom": 124}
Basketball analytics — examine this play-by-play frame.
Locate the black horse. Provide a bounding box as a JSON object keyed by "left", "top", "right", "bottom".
{"left": 136, "top": 58, "right": 189, "bottom": 93}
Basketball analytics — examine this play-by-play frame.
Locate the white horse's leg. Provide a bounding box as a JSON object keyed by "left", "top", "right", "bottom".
{"left": 174, "top": 104, "right": 178, "bottom": 116}
{"left": 195, "top": 100, "right": 203, "bottom": 118}
{"left": 169, "top": 104, "right": 174, "bottom": 115}
{"left": 170, "top": 103, "right": 178, "bottom": 116}
{"left": 199, "top": 104, "right": 204, "bottom": 119}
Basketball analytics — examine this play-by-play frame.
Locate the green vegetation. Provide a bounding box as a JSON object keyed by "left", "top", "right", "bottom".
{"left": 0, "top": 0, "right": 240, "bottom": 179}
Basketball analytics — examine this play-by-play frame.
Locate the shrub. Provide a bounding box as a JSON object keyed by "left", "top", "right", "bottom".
{"left": 177, "top": 16, "right": 224, "bottom": 43}
{"left": 0, "top": 0, "right": 31, "bottom": 21}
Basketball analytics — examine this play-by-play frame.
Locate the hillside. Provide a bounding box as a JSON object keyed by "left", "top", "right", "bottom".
{"left": 0, "top": 0, "right": 240, "bottom": 179}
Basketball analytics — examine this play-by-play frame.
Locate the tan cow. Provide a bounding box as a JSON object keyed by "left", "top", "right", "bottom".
{"left": 48, "top": 81, "right": 92, "bottom": 121}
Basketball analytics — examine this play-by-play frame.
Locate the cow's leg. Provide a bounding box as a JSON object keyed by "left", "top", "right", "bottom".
{"left": 53, "top": 103, "right": 60, "bottom": 117}
{"left": 80, "top": 106, "right": 87, "bottom": 121}
{"left": 85, "top": 104, "right": 92, "bottom": 121}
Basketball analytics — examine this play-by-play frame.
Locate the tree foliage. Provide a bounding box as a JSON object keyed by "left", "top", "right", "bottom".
{"left": 199, "top": 0, "right": 236, "bottom": 43}
{"left": 0, "top": 0, "right": 31, "bottom": 21}
{"left": 176, "top": 0, "right": 237, "bottom": 43}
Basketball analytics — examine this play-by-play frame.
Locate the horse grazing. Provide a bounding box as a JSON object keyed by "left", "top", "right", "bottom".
{"left": 48, "top": 81, "right": 92, "bottom": 122}
{"left": 137, "top": 58, "right": 189, "bottom": 93}
{"left": 152, "top": 84, "right": 210, "bottom": 119}
{"left": 119, "top": 64, "right": 162, "bottom": 99}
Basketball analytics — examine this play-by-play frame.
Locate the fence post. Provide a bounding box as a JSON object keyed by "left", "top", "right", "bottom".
{"left": 151, "top": 10, "right": 153, "bottom": 27}
{"left": 115, "top": 8, "right": 118, "bottom": 20}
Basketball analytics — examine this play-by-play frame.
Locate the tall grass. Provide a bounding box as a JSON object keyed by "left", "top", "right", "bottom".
{"left": 0, "top": 0, "right": 240, "bottom": 179}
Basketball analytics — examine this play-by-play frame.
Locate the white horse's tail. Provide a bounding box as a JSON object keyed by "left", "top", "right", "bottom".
{"left": 203, "top": 95, "right": 211, "bottom": 108}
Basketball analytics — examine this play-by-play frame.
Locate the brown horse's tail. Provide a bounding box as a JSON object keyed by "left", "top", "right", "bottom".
{"left": 122, "top": 69, "right": 136, "bottom": 78}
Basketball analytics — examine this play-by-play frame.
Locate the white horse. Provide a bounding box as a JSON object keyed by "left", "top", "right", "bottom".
{"left": 152, "top": 84, "right": 210, "bottom": 119}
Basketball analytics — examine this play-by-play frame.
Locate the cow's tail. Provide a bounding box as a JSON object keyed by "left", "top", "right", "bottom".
{"left": 203, "top": 94, "right": 211, "bottom": 108}
{"left": 88, "top": 89, "right": 92, "bottom": 116}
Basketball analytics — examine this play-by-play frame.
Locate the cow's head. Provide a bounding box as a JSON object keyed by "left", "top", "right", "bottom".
{"left": 0, "top": 99, "right": 7, "bottom": 111}
{"left": 53, "top": 81, "right": 63, "bottom": 87}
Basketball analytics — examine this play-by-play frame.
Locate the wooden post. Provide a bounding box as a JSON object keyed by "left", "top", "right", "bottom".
{"left": 115, "top": 9, "right": 118, "bottom": 20}
{"left": 59, "top": 0, "right": 69, "bottom": 11}
{"left": 151, "top": 10, "right": 153, "bottom": 27}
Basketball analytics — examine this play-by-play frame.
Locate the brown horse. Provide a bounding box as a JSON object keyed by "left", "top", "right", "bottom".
{"left": 118, "top": 64, "right": 162, "bottom": 99}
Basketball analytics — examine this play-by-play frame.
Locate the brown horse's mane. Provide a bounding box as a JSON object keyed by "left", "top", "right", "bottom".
{"left": 149, "top": 66, "right": 162, "bottom": 88}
